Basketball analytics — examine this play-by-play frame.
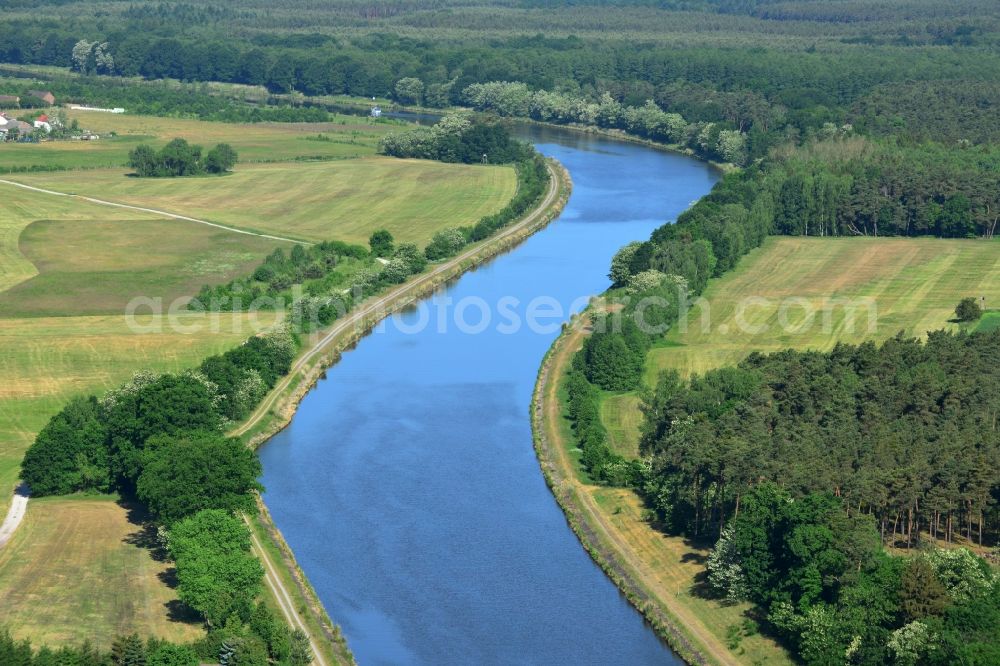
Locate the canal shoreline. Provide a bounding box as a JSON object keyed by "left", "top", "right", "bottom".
{"left": 531, "top": 312, "right": 737, "bottom": 666}
{"left": 234, "top": 160, "right": 572, "bottom": 663}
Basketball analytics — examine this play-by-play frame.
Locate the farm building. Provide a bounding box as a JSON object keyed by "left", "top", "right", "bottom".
{"left": 0, "top": 113, "right": 34, "bottom": 139}
{"left": 27, "top": 90, "right": 55, "bottom": 105}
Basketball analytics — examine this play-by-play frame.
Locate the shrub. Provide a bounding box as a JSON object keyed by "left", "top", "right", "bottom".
{"left": 425, "top": 227, "right": 467, "bottom": 260}
{"left": 955, "top": 297, "right": 983, "bottom": 322}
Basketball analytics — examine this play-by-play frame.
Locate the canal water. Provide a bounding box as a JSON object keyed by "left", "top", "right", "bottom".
{"left": 258, "top": 124, "right": 719, "bottom": 665}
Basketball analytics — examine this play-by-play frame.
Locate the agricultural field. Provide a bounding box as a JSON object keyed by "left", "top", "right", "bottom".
{"left": 0, "top": 109, "right": 392, "bottom": 170}
{"left": 0, "top": 183, "right": 287, "bottom": 513}
{"left": 9, "top": 158, "right": 518, "bottom": 245}
{"left": 0, "top": 216, "right": 286, "bottom": 317}
{"left": 0, "top": 495, "right": 203, "bottom": 647}
{"left": 649, "top": 236, "right": 1000, "bottom": 379}
{"left": 603, "top": 236, "right": 1000, "bottom": 455}
{"left": 0, "top": 102, "right": 519, "bottom": 646}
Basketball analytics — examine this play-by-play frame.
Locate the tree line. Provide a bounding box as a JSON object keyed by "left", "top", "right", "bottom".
{"left": 379, "top": 112, "right": 533, "bottom": 165}
{"left": 463, "top": 81, "right": 749, "bottom": 165}
{"left": 0, "top": 72, "right": 332, "bottom": 124}
{"left": 18, "top": 327, "right": 315, "bottom": 665}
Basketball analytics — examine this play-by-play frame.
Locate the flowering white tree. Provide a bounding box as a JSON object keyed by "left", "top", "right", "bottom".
{"left": 71, "top": 39, "right": 93, "bottom": 73}
{"left": 705, "top": 526, "right": 749, "bottom": 601}
{"left": 887, "top": 621, "right": 935, "bottom": 666}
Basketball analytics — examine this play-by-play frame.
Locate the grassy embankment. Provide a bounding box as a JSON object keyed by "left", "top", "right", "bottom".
{"left": 0, "top": 111, "right": 517, "bottom": 650}
{"left": 542, "top": 236, "right": 1000, "bottom": 665}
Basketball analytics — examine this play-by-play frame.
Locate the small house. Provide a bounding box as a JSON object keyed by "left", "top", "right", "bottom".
{"left": 27, "top": 90, "right": 55, "bottom": 105}
{"left": 370, "top": 105, "right": 382, "bottom": 118}
{"left": 0, "top": 95, "right": 19, "bottom": 107}
{"left": 0, "top": 118, "right": 33, "bottom": 139}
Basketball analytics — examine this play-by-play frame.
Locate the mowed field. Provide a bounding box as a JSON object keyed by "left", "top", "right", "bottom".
{"left": 604, "top": 236, "right": 1000, "bottom": 461}
{"left": 650, "top": 236, "right": 1000, "bottom": 378}
{"left": 0, "top": 216, "right": 287, "bottom": 317}
{"left": 0, "top": 496, "right": 203, "bottom": 647}
{"left": 0, "top": 185, "right": 286, "bottom": 504}
{"left": 0, "top": 109, "right": 391, "bottom": 169}
{"left": 9, "top": 158, "right": 518, "bottom": 245}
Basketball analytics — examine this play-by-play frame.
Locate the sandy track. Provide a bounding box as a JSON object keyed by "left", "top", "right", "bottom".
{"left": 0, "top": 485, "right": 29, "bottom": 549}
{"left": 535, "top": 318, "right": 739, "bottom": 666}
{"left": 245, "top": 517, "right": 330, "bottom": 666}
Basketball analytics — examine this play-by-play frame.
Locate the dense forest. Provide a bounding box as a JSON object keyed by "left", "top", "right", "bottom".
{"left": 634, "top": 332, "right": 1000, "bottom": 664}
{"left": 642, "top": 330, "right": 1000, "bottom": 545}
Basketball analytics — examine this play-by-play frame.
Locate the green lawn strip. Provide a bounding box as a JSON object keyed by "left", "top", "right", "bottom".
{"left": 974, "top": 310, "right": 1000, "bottom": 332}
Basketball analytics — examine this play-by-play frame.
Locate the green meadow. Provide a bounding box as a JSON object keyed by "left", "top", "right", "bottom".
{"left": 10, "top": 157, "right": 517, "bottom": 245}
{"left": 0, "top": 110, "right": 391, "bottom": 170}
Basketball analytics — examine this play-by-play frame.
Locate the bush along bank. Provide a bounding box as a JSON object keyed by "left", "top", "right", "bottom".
{"left": 191, "top": 115, "right": 550, "bottom": 334}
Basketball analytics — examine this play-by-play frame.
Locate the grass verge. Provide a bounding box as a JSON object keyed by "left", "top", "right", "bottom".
{"left": 531, "top": 316, "right": 791, "bottom": 666}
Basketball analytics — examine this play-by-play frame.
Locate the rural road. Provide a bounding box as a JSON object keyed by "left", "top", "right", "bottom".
{"left": 246, "top": 517, "right": 330, "bottom": 666}
{"left": 537, "top": 318, "right": 737, "bottom": 666}
{"left": 0, "top": 178, "right": 308, "bottom": 245}
{"left": 0, "top": 484, "right": 29, "bottom": 549}
{"left": 230, "top": 161, "right": 562, "bottom": 438}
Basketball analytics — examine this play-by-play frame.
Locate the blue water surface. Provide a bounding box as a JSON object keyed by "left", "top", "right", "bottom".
{"left": 259, "top": 125, "right": 718, "bottom": 665}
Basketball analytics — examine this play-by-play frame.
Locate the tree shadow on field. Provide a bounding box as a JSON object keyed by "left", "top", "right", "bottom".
{"left": 117, "top": 497, "right": 204, "bottom": 626}
{"left": 119, "top": 498, "right": 169, "bottom": 561}
{"left": 164, "top": 598, "right": 201, "bottom": 624}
